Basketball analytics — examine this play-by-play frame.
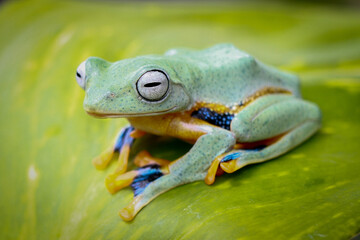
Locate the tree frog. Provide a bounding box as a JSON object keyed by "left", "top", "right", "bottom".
{"left": 76, "top": 43, "right": 321, "bottom": 221}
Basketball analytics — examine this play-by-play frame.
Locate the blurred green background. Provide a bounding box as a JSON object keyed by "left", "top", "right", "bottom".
{"left": 0, "top": 0, "right": 359, "bottom": 239}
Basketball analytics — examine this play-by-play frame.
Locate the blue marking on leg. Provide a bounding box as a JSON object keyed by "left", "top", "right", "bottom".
{"left": 114, "top": 126, "right": 135, "bottom": 152}
{"left": 248, "top": 145, "right": 267, "bottom": 151}
{"left": 221, "top": 146, "right": 268, "bottom": 162}
{"left": 221, "top": 152, "right": 242, "bottom": 162}
{"left": 131, "top": 164, "right": 163, "bottom": 196}
{"left": 242, "top": 145, "right": 267, "bottom": 152}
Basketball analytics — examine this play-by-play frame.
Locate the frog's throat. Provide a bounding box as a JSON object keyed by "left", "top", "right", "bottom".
{"left": 86, "top": 106, "right": 177, "bottom": 118}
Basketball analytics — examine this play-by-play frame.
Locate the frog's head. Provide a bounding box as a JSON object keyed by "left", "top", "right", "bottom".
{"left": 76, "top": 56, "right": 192, "bottom": 118}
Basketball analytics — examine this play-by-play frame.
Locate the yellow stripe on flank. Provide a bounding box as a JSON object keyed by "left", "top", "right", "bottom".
{"left": 191, "top": 87, "right": 291, "bottom": 114}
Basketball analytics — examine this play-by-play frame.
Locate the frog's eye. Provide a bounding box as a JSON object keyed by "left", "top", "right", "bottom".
{"left": 136, "top": 70, "right": 169, "bottom": 102}
{"left": 76, "top": 61, "right": 86, "bottom": 90}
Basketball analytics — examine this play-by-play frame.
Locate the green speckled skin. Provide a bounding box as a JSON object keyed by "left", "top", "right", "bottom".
{"left": 79, "top": 43, "right": 321, "bottom": 220}
{"left": 83, "top": 44, "right": 301, "bottom": 115}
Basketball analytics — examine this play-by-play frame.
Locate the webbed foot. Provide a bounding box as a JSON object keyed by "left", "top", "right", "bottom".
{"left": 92, "top": 125, "right": 136, "bottom": 173}
{"left": 105, "top": 163, "right": 170, "bottom": 221}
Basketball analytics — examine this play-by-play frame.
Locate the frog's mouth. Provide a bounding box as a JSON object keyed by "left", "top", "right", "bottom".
{"left": 86, "top": 107, "right": 177, "bottom": 118}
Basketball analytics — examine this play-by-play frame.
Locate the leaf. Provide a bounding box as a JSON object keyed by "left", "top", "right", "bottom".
{"left": 0, "top": 1, "right": 359, "bottom": 239}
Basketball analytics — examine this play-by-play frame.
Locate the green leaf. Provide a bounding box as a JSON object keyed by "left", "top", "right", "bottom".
{"left": 0, "top": 1, "right": 359, "bottom": 239}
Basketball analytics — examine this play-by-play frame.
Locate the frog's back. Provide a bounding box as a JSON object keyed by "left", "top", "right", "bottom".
{"left": 166, "top": 44, "right": 300, "bottom": 105}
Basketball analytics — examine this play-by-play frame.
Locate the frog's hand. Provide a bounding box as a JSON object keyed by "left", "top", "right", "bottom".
{"left": 92, "top": 125, "right": 138, "bottom": 173}
{"left": 206, "top": 94, "right": 321, "bottom": 183}
{"left": 105, "top": 151, "right": 171, "bottom": 194}
{"left": 105, "top": 164, "right": 166, "bottom": 194}
{"left": 107, "top": 127, "right": 235, "bottom": 221}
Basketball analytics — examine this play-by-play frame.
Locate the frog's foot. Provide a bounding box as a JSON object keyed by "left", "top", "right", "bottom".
{"left": 105, "top": 163, "right": 173, "bottom": 221}
{"left": 106, "top": 151, "right": 170, "bottom": 195}
{"left": 92, "top": 125, "right": 135, "bottom": 173}
{"left": 205, "top": 136, "right": 283, "bottom": 185}
{"left": 134, "top": 150, "right": 171, "bottom": 167}
{"left": 205, "top": 154, "right": 226, "bottom": 185}
{"left": 118, "top": 168, "right": 189, "bottom": 221}
{"left": 105, "top": 164, "right": 169, "bottom": 194}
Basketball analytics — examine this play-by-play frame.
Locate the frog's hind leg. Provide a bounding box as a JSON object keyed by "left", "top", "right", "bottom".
{"left": 206, "top": 94, "right": 321, "bottom": 183}
{"left": 219, "top": 120, "right": 319, "bottom": 173}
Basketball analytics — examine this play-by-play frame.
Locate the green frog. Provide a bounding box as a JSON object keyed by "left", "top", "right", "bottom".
{"left": 76, "top": 43, "right": 321, "bottom": 221}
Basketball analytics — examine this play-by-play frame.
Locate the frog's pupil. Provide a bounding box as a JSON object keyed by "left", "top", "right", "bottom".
{"left": 76, "top": 72, "right": 81, "bottom": 78}
{"left": 144, "top": 82, "right": 161, "bottom": 88}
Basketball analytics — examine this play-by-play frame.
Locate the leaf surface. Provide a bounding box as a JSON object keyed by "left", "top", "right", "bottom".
{"left": 0, "top": 1, "right": 359, "bottom": 239}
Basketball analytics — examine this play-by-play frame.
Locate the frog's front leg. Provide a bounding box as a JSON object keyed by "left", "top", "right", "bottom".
{"left": 206, "top": 94, "right": 321, "bottom": 184}
{"left": 92, "top": 125, "right": 142, "bottom": 173}
{"left": 109, "top": 123, "right": 236, "bottom": 221}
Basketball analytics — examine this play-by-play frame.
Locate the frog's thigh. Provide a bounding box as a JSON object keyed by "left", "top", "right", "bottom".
{"left": 231, "top": 94, "right": 321, "bottom": 142}
{"left": 221, "top": 120, "right": 320, "bottom": 173}
{"left": 221, "top": 96, "right": 321, "bottom": 173}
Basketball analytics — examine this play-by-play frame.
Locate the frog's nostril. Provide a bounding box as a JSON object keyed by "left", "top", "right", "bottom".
{"left": 106, "top": 92, "right": 116, "bottom": 98}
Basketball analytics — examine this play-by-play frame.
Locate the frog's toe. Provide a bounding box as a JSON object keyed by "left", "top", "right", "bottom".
{"left": 119, "top": 195, "right": 143, "bottom": 221}
{"left": 219, "top": 159, "right": 238, "bottom": 173}
{"left": 105, "top": 170, "right": 139, "bottom": 194}
{"left": 113, "top": 144, "right": 130, "bottom": 174}
{"left": 134, "top": 150, "right": 171, "bottom": 167}
{"left": 219, "top": 150, "right": 251, "bottom": 173}
{"left": 206, "top": 150, "right": 250, "bottom": 184}
{"left": 92, "top": 146, "right": 115, "bottom": 170}
{"left": 205, "top": 154, "right": 225, "bottom": 185}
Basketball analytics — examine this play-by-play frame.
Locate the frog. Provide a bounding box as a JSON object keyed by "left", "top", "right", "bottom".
{"left": 75, "top": 43, "right": 321, "bottom": 221}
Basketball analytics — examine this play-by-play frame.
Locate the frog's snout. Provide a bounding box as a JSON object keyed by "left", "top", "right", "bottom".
{"left": 83, "top": 93, "right": 100, "bottom": 113}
